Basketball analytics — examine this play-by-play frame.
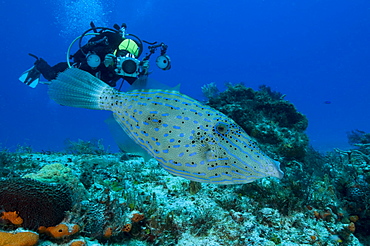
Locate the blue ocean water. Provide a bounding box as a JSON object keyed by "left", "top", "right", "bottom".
{"left": 1, "top": 0, "right": 369, "bottom": 152}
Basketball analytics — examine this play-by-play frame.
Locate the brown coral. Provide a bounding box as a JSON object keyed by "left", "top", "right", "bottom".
{"left": 349, "top": 215, "right": 359, "bottom": 223}
{"left": 348, "top": 222, "right": 356, "bottom": 233}
{"left": 0, "top": 178, "right": 73, "bottom": 230}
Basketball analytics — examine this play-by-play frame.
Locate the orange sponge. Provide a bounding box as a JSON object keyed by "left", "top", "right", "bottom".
{"left": 0, "top": 231, "right": 39, "bottom": 246}
{"left": 122, "top": 223, "right": 132, "bottom": 232}
{"left": 69, "top": 240, "right": 86, "bottom": 246}
{"left": 39, "top": 223, "right": 80, "bottom": 239}
{"left": 131, "top": 213, "right": 144, "bottom": 223}
{"left": 103, "top": 227, "right": 113, "bottom": 238}
{"left": 1, "top": 211, "right": 23, "bottom": 226}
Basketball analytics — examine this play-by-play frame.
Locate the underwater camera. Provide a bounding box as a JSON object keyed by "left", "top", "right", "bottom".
{"left": 115, "top": 56, "right": 141, "bottom": 77}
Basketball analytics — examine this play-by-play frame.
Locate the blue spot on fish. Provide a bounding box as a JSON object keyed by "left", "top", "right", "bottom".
{"left": 130, "top": 115, "right": 138, "bottom": 123}
{"left": 169, "top": 160, "right": 182, "bottom": 166}
{"left": 193, "top": 172, "right": 206, "bottom": 176}
{"left": 186, "top": 163, "right": 197, "bottom": 167}
{"left": 208, "top": 165, "right": 231, "bottom": 171}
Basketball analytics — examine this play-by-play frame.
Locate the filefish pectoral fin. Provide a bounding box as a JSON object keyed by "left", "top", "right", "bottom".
{"left": 106, "top": 114, "right": 152, "bottom": 161}
{"left": 205, "top": 149, "right": 216, "bottom": 162}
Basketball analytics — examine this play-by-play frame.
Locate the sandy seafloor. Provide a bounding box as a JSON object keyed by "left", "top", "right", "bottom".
{"left": 0, "top": 149, "right": 365, "bottom": 246}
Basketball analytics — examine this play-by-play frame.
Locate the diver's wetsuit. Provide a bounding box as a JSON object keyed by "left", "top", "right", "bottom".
{"left": 35, "top": 31, "right": 135, "bottom": 87}
{"left": 35, "top": 60, "right": 68, "bottom": 81}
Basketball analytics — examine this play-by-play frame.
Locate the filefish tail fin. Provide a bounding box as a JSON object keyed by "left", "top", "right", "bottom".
{"left": 48, "top": 68, "right": 114, "bottom": 110}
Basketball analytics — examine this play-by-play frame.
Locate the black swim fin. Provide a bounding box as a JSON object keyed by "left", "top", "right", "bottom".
{"left": 19, "top": 66, "right": 41, "bottom": 88}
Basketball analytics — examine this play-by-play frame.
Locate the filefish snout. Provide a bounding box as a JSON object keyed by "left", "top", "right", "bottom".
{"left": 184, "top": 118, "right": 284, "bottom": 184}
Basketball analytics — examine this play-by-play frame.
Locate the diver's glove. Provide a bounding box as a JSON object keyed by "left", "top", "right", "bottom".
{"left": 104, "top": 54, "right": 116, "bottom": 67}
{"left": 139, "top": 60, "right": 150, "bottom": 76}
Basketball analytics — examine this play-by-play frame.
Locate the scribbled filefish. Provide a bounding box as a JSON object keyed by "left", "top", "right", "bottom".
{"left": 48, "top": 68, "right": 284, "bottom": 184}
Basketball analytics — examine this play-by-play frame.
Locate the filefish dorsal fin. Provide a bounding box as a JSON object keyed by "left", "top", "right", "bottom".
{"left": 129, "top": 76, "right": 180, "bottom": 92}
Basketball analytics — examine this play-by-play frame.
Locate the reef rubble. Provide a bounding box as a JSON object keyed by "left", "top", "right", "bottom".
{"left": 0, "top": 148, "right": 367, "bottom": 246}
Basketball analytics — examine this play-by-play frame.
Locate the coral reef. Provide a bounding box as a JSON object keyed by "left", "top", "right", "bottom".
{"left": 201, "top": 82, "right": 219, "bottom": 100}
{"left": 347, "top": 129, "right": 370, "bottom": 146}
{"left": 0, "top": 149, "right": 363, "bottom": 245}
{"left": 64, "top": 139, "right": 107, "bottom": 155}
{"left": 205, "top": 83, "right": 309, "bottom": 161}
{"left": 24, "top": 163, "right": 78, "bottom": 184}
{"left": 0, "top": 178, "right": 73, "bottom": 229}
{"left": 2, "top": 85, "right": 370, "bottom": 245}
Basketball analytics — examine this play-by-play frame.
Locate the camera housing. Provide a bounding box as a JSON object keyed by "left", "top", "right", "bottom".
{"left": 115, "top": 56, "right": 140, "bottom": 77}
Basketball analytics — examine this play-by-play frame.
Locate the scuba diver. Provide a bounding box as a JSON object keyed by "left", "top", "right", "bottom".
{"left": 19, "top": 22, "right": 171, "bottom": 88}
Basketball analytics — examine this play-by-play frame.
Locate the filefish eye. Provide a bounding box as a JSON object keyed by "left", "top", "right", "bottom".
{"left": 215, "top": 122, "right": 229, "bottom": 134}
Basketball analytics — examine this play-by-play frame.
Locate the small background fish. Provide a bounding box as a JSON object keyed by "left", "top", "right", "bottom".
{"left": 48, "top": 68, "right": 283, "bottom": 184}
